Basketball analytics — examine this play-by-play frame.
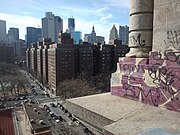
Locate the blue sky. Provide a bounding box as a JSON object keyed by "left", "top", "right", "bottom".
{"left": 0, "top": 0, "right": 130, "bottom": 43}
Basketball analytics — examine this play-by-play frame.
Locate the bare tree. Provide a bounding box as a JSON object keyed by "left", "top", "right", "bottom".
{"left": 57, "top": 77, "right": 100, "bottom": 99}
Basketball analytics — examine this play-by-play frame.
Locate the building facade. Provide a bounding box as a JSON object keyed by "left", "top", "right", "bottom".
{"left": 54, "top": 16, "right": 63, "bottom": 42}
{"left": 68, "top": 17, "right": 75, "bottom": 37}
{"left": 119, "top": 25, "right": 129, "bottom": 45}
{"left": 78, "top": 44, "right": 100, "bottom": 76}
{"left": 37, "top": 42, "right": 44, "bottom": 82}
{"left": 109, "top": 25, "right": 119, "bottom": 45}
{"left": 26, "top": 27, "right": 41, "bottom": 47}
{"left": 42, "top": 38, "right": 52, "bottom": 84}
{"left": 7, "top": 27, "right": 19, "bottom": 44}
{"left": 58, "top": 32, "right": 73, "bottom": 44}
{"left": 73, "top": 31, "right": 82, "bottom": 44}
{"left": 0, "top": 20, "right": 6, "bottom": 43}
{"left": 30, "top": 43, "right": 38, "bottom": 74}
{"left": 48, "top": 44, "right": 75, "bottom": 95}
{"left": 84, "top": 26, "right": 105, "bottom": 44}
{"left": 42, "top": 12, "right": 63, "bottom": 43}
{"left": 0, "top": 45, "right": 14, "bottom": 63}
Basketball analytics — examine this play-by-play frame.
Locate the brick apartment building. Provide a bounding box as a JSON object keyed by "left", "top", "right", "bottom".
{"left": 42, "top": 38, "right": 52, "bottom": 84}
{"left": 37, "top": 42, "right": 44, "bottom": 82}
{"left": 26, "top": 35, "right": 129, "bottom": 95}
{"left": 78, "top": 44, "right": 101, "bottom": 76}
{"left": 29, "top": 43, "right": 38, "bottom": 75}
{"left": 48, "top": 44, "right": 75, "bottom": 95}
{"left": 26, "top": 48, "right": 31, "bottom": 68}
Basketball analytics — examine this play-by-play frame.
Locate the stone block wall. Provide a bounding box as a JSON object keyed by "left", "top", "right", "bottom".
{"left": 111, "top": 52, "right": 180, "bottom": 112}
{"left": 153, "top": 0, "right": 180, "bottom": 52}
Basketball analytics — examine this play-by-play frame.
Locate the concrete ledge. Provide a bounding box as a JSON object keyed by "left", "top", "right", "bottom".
{"left": 66, "top": 93, "right": 145, "bottom": 129}
{"left": 103, "top": 105, "right": 180, "bottom": 135}
{"left": 66, "top": 93, "right": 180, "bottom": 135}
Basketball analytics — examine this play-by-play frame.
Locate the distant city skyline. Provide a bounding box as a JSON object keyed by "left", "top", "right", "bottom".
{"left": 0, "top": 0, "right": 130, "bottom": 43}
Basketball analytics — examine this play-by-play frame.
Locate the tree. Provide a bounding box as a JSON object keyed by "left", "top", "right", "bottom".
{"left": 57, "top": 78, "right": 100, "bottom": 99}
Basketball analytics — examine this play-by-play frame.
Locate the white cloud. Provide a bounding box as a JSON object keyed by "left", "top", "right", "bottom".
{"left": 105, "top": 0, "right": 130, "bottom": 9}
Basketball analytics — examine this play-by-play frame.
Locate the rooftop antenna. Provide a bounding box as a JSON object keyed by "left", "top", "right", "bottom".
{"left": 69, "top": 11, "right": 73, "bottom": 18}
{"left": 34, "top": 21, "right": 40, "bottom": 28}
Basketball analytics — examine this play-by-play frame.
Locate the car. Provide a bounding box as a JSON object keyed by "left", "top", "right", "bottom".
{"left": 66, "top": 112, "right": 72, "bottom": 118}
{"left": 55, "top": 119, "right": 60, "bottom": 123}
{"left": 46, "top": 109, "right": 51, "bottom": 113}
{"left": 49, "top": 112, "right": 54, "bottom": 117}
{"left": 58, "top": 115, "right": 64, "bottom": 121}
{"left": 60, "top": 106, "right": 64, "bottom": 110}
{"left": 50, "top": 103, "right": 56, "bottom": 107}
{"left": 64, "top": 109, "right": 68, "bottom": 113}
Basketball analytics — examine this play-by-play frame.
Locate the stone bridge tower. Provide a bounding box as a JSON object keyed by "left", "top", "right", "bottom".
{"left": 127, "top": 0, "right": 154, "bottom": 57}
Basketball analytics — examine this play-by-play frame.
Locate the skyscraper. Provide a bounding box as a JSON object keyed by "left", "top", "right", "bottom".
{"left": 54, "top": 16, "right": 63, "bottom": 43}
{"left": 109, "top": 24, "right": 118, "bottom": 45}
{"left": 7, "top": 27, "right": 19, "bottom": 43}
{"left": 42, "top": 12, "right": 63, "bottom": 43}
{"left": 119, "top": 25, "right": 129, "bottom": 45}
{"left": 68, "top": 17, "right": 75, "bottom": 35}
{"left": 73, "top": 31, "right": 82, "bottom": 44}
{"left": 26, "top": 27, "right": 41, "bottom": 47}
{"left": 0, "top": 20, "right": 6, "bottom": 43}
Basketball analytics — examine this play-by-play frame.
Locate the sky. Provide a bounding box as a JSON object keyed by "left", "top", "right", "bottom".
{"left": 0, "top": 0, "right": 130, "bottom": 43}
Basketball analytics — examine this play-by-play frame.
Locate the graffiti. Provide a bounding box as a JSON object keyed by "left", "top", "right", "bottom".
{"left": 150, "top": 50, "right": 180, "bottom": 65}
{"left": 164, "top": 30, "right": 180, "bottom": 50}
{"left": 112, "top": 50, "right": 180, "bottom": 112}
{"left": 129, "top": 34, "right": 145, "bottom": 46}
{"left": 123, "top": 83, "right": 161, "bottom": 106}
{"left": 121, "top": 64, "right": 146, "bottom": 75}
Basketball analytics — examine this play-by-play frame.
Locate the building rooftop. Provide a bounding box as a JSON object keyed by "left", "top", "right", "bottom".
{"left": 23, "top": 102, "right": 51, "bottom": 133}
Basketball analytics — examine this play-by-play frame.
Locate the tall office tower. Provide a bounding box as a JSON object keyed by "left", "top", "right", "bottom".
{"left": 68, "top": 17, "right": 75, "bottom": 37}
{"left": 8, "top": 28, "right": 19, "bottom": 40}
{"left": 0, "top": 20, "right": 6, "bottom": 43}
{"left": 119, "top": 25, "right": 129, "bottom": 45}
{"left": 73, "top": 31, "right": 82, "bottom": 44}
{"left": 42, "top": 12, "right": 63, "bottom": 43}
{"left": 26, "top": 27, "right": 42, "bottom": 47}
{"left": 54, "top": 16, "right": 63, "bottom": 43}
{"left": 109, "top": 25, "right": 119, "bottom": 45}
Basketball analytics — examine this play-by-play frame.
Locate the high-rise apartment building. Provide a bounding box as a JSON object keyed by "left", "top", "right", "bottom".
{"left": 58, "top": 32, "right": 73, "bottom": 44}
{"left": 101, "top": 45, "right": 116, "bottom": 74}
{"left": 26, "top": 27, "right": 41, "bottom": 47}
{"left": 48, "top": 44, "right": 75, "bottom": 95}
{"left": 119, "top": 25, "right": 129, "bottom": 45}
{"left": 84, "top": 26, "right": 105, "bottom": 44}
{"left": 37, "top": 41, "right": 44, "bottom": 82}
{"left": 109, "top": 25, "right": 118, "bottom": 45}
{"left": 30, "top": 43, "right": 38, "bottom": 74}
{"left": 42, "top": 12, "right": 63, "bottom": 43}
{"left": 78, "top": 44, "right": 100, "bottom": 76}
{"left": 0, "top": 20, "right": 6, "bottom": 43}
